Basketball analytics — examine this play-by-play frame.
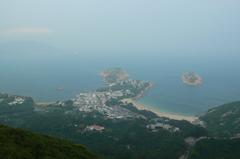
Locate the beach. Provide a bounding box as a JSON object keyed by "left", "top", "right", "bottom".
{"left": 122, "top": 98, "right": 198, "bottom": 122}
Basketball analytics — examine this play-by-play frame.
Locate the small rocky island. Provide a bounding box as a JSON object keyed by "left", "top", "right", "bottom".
{"left": 100, "top": 67, "right": 129, "bottom": 85}
{"left": 181, "top": 72, "right": 203, "bottom": 86}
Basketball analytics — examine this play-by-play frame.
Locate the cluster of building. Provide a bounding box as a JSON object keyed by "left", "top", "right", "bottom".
{"left": 8, "top": 96, "right": 25, "bottom": 106}
{"left": 119, "top": 79, "right": 147, "bottom": 87}
{"left": 110, "top": 79, "right": 151, "bottom": 92}
{"left": 72, "top": 91, "right": 140, "bottom": 119}
{"left": 84, "top": 124, "right": 105, "bottom": 132}
{"left": 71, "top": 76, "right": 152, "bottom": 120}
{"left": 146, "top": 122, "right": 180, "bottom": 133}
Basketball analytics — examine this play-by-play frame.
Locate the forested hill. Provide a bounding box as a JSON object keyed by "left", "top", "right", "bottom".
{"left": 200, "top": 101, "right": 240, "bottom": 137}
{"left": 1, "top": 92, "right": 240, "bottom": 159}
{"left": 188, "top": 138, "right": 240, "bottom": 159}
{"left": 188, "top": 101, "right": 240, "bottom": 159}
{"left": 0, "top": 124, "right": 98, "bottom": 159}
{"left": 0, "top": 93, "right": 206, "bottom": 159}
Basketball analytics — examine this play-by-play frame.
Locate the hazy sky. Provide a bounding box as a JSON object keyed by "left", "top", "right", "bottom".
{"left": 0, "top": 0, "right": 240, "bottom": 55}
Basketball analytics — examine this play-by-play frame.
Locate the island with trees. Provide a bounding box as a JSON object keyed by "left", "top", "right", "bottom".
{"left": 182, "top": 72, "right": 203, "bottom": 86}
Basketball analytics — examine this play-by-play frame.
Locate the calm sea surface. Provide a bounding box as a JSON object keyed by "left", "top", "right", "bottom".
{"left": 1, "top": 50, "right": 240, "bottom": 115}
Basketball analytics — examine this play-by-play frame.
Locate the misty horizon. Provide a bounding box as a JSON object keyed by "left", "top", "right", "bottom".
{"left": 1, "top": 0, "right": 240, "bottom": 56}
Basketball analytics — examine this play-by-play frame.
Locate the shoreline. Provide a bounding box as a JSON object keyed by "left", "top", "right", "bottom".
{"left": 122, "top": 98, "right": 198, "bottom": 122}
{"left": 132, "top": 82, "right": 154, "bottom": 100}
{"left": 36, "top": 102, "right": 55, "bottom": 105}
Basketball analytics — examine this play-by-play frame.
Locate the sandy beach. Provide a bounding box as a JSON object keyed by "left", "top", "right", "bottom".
{"left": 36, "top": 102, "right": 55, "bottom": 106}
{"left": 122, "top": 98, "right": 198, "bottom": 122}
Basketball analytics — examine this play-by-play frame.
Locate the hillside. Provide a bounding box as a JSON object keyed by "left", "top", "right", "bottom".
{"left": 1, "top": 70, "right": 240, "bottom": 159}
{"left": 0, "top": 124, "right": 98, "bottom": 159}
{"left": 200, "top": 101, "right": 240, "bottom": 137}
{"left": 0, "top": 93, "right": 206, "bottom": 159}
{"left": 0, "top": 70, "right": 209, "bottom": 159}
{"left": 188, "top": 138, "right": 240, "bottom": 159}
{"left": 2, "top": 92, "right": 240, "bottom": 159}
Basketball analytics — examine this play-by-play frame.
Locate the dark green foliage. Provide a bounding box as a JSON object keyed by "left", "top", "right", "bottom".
{"left": 123, "top": 103, "right": 207, "bottom": 138}
{"left": 0, "top": 124, "right": 98, "bottom": 159}
{"left": 188, "top": 138, "right": 240, "bottom": 159}
{"left": 9, "top": 110, "right": 187, "bottom": 159}
{"left": 0, "top": 94, "right": 191, "bottom": 159}
{"left": 3, "top": 93, "right": 239, "bottom": 159}
{"left": 72, "top": 118, "right": 186, "bottom": 159}
{"left": 120, "top": 103, "right": 159, "bottom": 119}
{"left": 200, "top": 101, "right": 240, "bottom": 137}
{"left": 96, "top": 80, "right": 151, "bottom": 99}
{"left": 0, "top": 93, "right": 34, "bottom": 115}
{"left": 167, "top": 120, "right": 208, "bottom": 138}
{"left": 105, "top": 98, "right": 122, "bottom": 106}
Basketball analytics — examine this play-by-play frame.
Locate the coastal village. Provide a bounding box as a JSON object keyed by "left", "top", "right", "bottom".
{"left": 0, "top": 68, "right": 201, "bottom": 134}
{"left": 72, "top": 78, "right": 151, "bottom": 120}
{"left": 8, "top": 97, "right": 25, "bottom": 106}
{"left": 70, "top": 68, "right": 152, "bottom": 121}
{"left": 1, "top": 68, "right": 229, "bottom": 159}
{"left": 72, "top": 91, "right": 142, "bottom": 119}
{"left": 0, "top": 94, "right": 26, "bottom": 106}
{"left": 70, "top": 68, "right": 191, "bottom": 133}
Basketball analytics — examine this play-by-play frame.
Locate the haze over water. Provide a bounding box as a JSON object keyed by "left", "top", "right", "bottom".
{"left": 0, "top": 47, "right": 240, "bottom": 116}
{"left": 0, "top": 1, "right": 240, "bottom": 115}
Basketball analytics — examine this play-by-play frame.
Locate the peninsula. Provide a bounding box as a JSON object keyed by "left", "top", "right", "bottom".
{"left": 98, "top": 68, "right": 196, "bottom": 122}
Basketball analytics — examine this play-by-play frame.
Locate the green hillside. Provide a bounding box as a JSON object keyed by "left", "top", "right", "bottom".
{"left": 189, "top": 138, "right": 240, "bottom": 159}
{"left": 0, "top": 93, "right": 207, "bottom": 159}
{"left": 2, "top": 93, "right": 240, "bottom": 159}
{"left": 200, "top": 101, "right": 240, "bottom": 137}
{"left": 0, "top": 124, "right": 98, "bottom": 159}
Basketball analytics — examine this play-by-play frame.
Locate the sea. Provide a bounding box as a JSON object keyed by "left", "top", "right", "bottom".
{"left": 1, "top": 45, "right": 240, "bottom": 116}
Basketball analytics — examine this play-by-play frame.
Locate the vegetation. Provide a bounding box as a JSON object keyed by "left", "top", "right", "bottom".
{"left": 97, "top": 79, "right": 152, "bottom": 99}
{"left": 1, "top": 93, "right": 240, "bottom": 159}
{"left": 200, "top": 101, "right": 240, "bottom": 137}
{"left": 0, "top": 124, "right": 98, "bottom": 159}
{"left": 189, "top": 138, "right": 240, "bottom": 159}
{"left": 1, "top": 106, "right": 189, "bottom": 159}
{"left": 0, "top": 93, "right": 207, "bottom": 159}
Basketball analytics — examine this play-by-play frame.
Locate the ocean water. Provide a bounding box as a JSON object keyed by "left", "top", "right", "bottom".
{"left": 1, "top": 48, "right": 240, "bottom": 116}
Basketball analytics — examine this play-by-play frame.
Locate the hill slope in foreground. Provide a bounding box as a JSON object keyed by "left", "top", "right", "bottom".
{"left": 0, "top": 124, "right": 98, "bottom": 159}
{"left": 200, "top": 101, "right": 240, "bottom": 137}
{"left": 188, "top": 138, "right": 240, "bottom": 159}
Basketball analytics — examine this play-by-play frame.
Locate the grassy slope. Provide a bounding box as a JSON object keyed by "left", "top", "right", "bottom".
{"left": 0, "top": 124, "right": 98, "bottom": 159}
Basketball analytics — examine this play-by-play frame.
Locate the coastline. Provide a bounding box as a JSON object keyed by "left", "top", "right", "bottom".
{"left": 122, "top": 98, "right": 198, "bottom": 122}
{"left": 36, "top": 102, "right": 55, "bottom": 106}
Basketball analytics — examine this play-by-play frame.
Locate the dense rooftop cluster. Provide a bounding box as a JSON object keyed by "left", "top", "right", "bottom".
{"left": 0, "top": 93, "right": 27, "bottom": 106}
{"left": 72, "top": 91, "right": 143, "bottom": 119}
{"left": 147, "top": 122, "right": 180, "bottom": 133}
{"left": 72, "top": 69, "right": 152, "bottom": 120}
